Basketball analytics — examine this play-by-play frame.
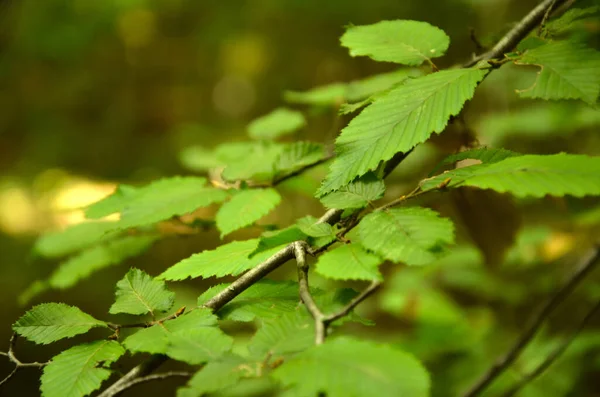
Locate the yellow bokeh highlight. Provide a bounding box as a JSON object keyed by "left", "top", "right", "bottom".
{"left": 220, "top": 35, "right": 269, "bottom": 78}
{"left": 542, "top": 231, "right": 575, "bottom": 261}
{"left": 118, "top": 8, "right": 156, "bottom": 49}
{"left": 0, "top": 186, "right": 37, "bottom": 235}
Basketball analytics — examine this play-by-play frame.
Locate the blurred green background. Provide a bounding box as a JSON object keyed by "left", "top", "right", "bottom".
{"left": 1, "top": 0, "right": 600, "bottom": 396}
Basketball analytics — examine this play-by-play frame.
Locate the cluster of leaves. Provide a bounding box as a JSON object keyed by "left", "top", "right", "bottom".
{"left": 7, "top": 5, "right": 600, "bottom": 397}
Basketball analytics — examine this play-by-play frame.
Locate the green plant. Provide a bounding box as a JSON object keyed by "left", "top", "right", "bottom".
{"left": 3, "top": 1, "right": 600, "bottom": 396}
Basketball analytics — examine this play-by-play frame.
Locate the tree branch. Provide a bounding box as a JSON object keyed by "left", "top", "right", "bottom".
{"left": 501, "top": 299, "right": 600, "bottom": 397}
{"left": 323, "top": 280, "right": 382, "bottom": 324}
{"left": 464, "top": 0, "right": 569, "bottom": 67}
{"left": 0, "top": 334, "right": 47, "bottom": 387}
{"left": 98, "top": 1, "right": 571, "bottom": 394}
{"left": 294, "top": 241, "right": 327, "bottom": 344}
{"left": 462, "top": 247, "right": 600, "bottom": 397}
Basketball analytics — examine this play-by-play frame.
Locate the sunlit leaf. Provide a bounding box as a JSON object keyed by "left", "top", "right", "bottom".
{"left": 317, "top": 67, "right": 488, "bottom": 195}
{"left": 341, "top": 20, "right": 449, "bottom": 65}
{"left": 13, "top": 303, "right": 107, "bottom": 344}
{"left": 86, "top": 177, "right": 228, "bottom": 229}
{"left": 158, "top": 240, "right": 288, "bottom": 281}
{"left": 216, "top": 188, "right": 281, "bottom": 237}
{"left": 40, "top": 340, "right": 125, "bottom": 397}
{"left": 109, "top": 268, "right": 175, "bottom": 316}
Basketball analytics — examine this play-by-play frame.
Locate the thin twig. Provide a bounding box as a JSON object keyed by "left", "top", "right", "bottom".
{"left": 462, "top": 247, "right": 600, "bottom": 397}
{"left": 110, "top": 371, "right": 192, "bottom": 391}
{"left": 464, "top": 0, "right": 569, "bottom": 67}
{"left": 502, "top": 299, "right": 600, "bottom": 397}
{"left": 538, "top": 0, "right": 557, "bottom": 36}
{"left": 0, "top": 334, "right": 47, "bottom": 387}
{"left": 324, "top": 281, "right": 382, "bottom": 324}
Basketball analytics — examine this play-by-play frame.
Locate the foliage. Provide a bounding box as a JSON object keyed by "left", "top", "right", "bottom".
{"left": 5, "top": 4, "right": 600, "bottom": 397}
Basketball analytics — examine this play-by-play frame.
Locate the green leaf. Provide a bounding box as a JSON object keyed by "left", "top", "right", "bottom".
{"left": 109, "top": 268, "right": 175, "bottom": 316}
{"left": 177, "top": 355, "right": 254, "bottom": 397}
{"left": 197, "top": 280, "right": 316, "bottom": 322}
{"left": 544, "top": 6, "right": 600, "bottom": 37}
{"left": 48, "top": 235, "right": 158, "bottom": 290}
{"left": 216, "top": 188, "right": 281, "bottom": 237}
{"left": 13, "top": 303, "right": 107, "bottom": 344}
{"left": 178, "top": 146, "right": 222, "bottom": 172}
{"left": 315, "top": 243, "right": 383, "bottom": 281}
{"left": 421, "top": 153, "right": 600, "bottom": 198}
{"left": 271, "top": 336, "right": 430, "bottom": 397}
{"left": 248, "top": 310, "right": 315, "bottom": 359}
{"left": 515, "top": 41, "right": 600, "bottom": 104}
{"left": 320, "top": 173, "right": 385, "bottom": 209}
{"left": 358, "top": 207, "right": 455, "bottom": 265}
{"left": 284, "top": 69, "right": 422, "bottom": 106}
{"left": 317, "top": 67, "right": 488, "bottom": 195}
{"left": 34, "top": 221, "right": 122, "bottom": 258}
{"left": 158, "top": 239, "right": 288, "bottom": 281}
{"left": 87, "top": 177, "right": 228, "bottom": 229}
{"left": 341, "top": 20, "right": 449, "bottom": 65}
{"left": 250, "top": 226, "right": 306, "bottom": 257}
{"left": 124, "top": 309, "right": 232, "bottom": 364}
{"left": 221, "top": 142, "right": 286, "bottom": 182}
{"left": 296, "top": 216, "right": 336, "bottom": 248}
{"left": 296, "top": 216, "right": 335, "bottom": 238}
{"left": 428, "top": 147, "right": 521, "bottom": 176}
{"left": 477, "top": 102, "right": 600, "bottom": 145}
{"left": 274, "top": 141, "right": 327, "bottom": 176}
{"left": 248, "top": 108, "right": 306, "bottom": 140}
{"left": 40, "top": 340, "right": 125, "bottom": 397}
{"left": 84, "top": 185, "right": 138, "bottom": 219}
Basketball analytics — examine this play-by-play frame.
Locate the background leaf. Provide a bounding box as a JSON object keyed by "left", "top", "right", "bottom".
{"left": 216, "top": 188, "right": 281, "bottom": 237}
{"left": 271, "top": 336, "right": 430, "bottom": 397}
{"left": 341, "top": 20, "right": 449, "bottom": 65}
{"left": 109, "top": 268, "right": 175, "bottom": 316}
{"left": 86, "top": 177, "right": 228, "bottom": 229}
{"left": 284, "top": 69, "right": 422, "bottom": 106}
{"left": 47, "top": 235, "right": 157, "bottom": 290}
{"left": 177, "top": 355, "right": 253, "bottom": 397}
{"left": 123, "top": 309, "right": 232, "bottom": 364}
{"left": 247, "top": 108, "right": 306, "bottom": 140}
{"left": 421, "top": 153, "right": 600, "bottom": 197}
{"left": 317, "top": 67, "right": 488, "bottom": 195}
{"left": 34, "top": 221, "right": 122, "bottom": 258}
{"left": 315, "top": 243, "right": 383, "bottom": 281}
{"left": 40, "top": 340, "right": 125, "bottom": 397}
{"left": 13, "top": 303, "right": 107, "bottom": 344}
{"left": 358, "top": 206, "right": 455, "bottom": 265}
{"left": 274, "top": 141, "right": 327, "bottom": 176}
{"left": 515, "top": 41, "right": 600, "bottom": 104}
